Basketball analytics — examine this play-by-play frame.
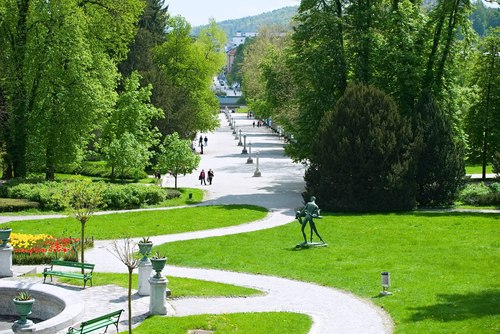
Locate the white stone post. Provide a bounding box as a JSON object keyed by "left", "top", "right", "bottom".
{"left": 149, "top": 276, "right": 169, "bottom": 315}
{"left": 138, "top": 260, "right": 152, "bottom": 296}
{"left": 0, "top": 245, "right": 14, "bottom": 277}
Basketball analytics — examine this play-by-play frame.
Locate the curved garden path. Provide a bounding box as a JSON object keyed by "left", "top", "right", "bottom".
{"left": 2, "top": 113, "right": 394, "bottom": 333}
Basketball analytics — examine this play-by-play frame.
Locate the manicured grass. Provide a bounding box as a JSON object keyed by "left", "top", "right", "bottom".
{"left": 155, "top": 212, "right": 499, "bottom": 334}
{"left": 7, "top": 205, "right": 268, "bottom": 239}
{"left": 465, "top": 165, "right": 493, "bottom": 174}
{"left": 55, "top": 273, "right": 262, "bottom": 298}
{"left": 127, "top": 312, "right": 311, "bottom": 334}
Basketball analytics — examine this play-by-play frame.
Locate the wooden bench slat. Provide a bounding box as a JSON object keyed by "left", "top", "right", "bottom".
{"left": 67, "top": 309, "right": 123, "bottom": 334}
{"left": 43, "top": 260, "right": 94, "bottom": 288}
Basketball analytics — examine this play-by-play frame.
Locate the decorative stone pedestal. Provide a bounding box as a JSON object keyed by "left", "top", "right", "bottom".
{"left": 138, "top": 260, "right": 152, "bottom": 296}
{"left": 12, "top": 320, "right": 35, "bottom": 333}
{"left": 0, "top": 245, "right": 14, "bottom": 277}
{"left": 149, "top": 276, "right": 169, "bottom": 315}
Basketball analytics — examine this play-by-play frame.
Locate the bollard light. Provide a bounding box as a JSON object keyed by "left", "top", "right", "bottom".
{"left": 247, "top": 142, "right": 253, "bottom": 164}
{"left": 380, "top": 272, "right": 392, "bottom": 296}
{"left": 242, "top": 134, "right": 248, "bottom": 154}
{"left": 253, "top": 151, "right": 261, "bottom": 177}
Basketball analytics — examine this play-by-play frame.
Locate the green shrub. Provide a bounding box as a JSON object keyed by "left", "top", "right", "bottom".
{"left": 102, "top": 184, "right": 167, "bottom": 209}
{"left": 6, "top": 182, "right": 67, "bottom": 211}
{"left": 459, "top": 182, "right": 500, "bottom": 206}
{"left": 1, "top": 181, "right": 168, "bottom": 212}
{"left": 58, "top": 161, "right": 148, "bottom": 180}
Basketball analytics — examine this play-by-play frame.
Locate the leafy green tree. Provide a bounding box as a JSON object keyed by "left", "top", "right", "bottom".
{"left": 286, "top": 0, "right": 348, "bottom": 161}
{"left": 413, "top": 90, "right": 465, "bottom": 207}
{"left": 104, "top": 133, "right": 150, "bottom": 180}
{"left": 153, "top": 17, "right": 225, "bottom": 139}
{"left": 465, "top": 27, "right": 500, "bottom": 178}
{"left": 157, "top": 132, "right": 200, "bottom": 189}
{"left": 305, "top": 84, "right": 416, "bottom": 212}
{"left": 0, "top": 0, "right": 143, "bottom": 179}
{"left": 101, "top": 72, "right": 161, "bottom": 179}
{"left": 242, "top": 25, "right": 290, "bottom": 120}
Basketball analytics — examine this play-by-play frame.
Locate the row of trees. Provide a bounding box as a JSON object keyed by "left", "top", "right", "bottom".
{"left": 0, "top": 0, "right": 226, "bottom": 181}
{"left": 240, "top": 0, "right": 499, "bottom": 210}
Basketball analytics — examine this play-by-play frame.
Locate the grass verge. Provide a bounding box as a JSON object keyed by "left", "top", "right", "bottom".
{"left": 154, "top": 212, "right": 499, "bottom": 334}
{"left": 53, "top": 273, "right": 262, "bottom": 298}
{"left": 126, "top": 312, "right": 312, "bottom": 334}
{"left": 6, "top": 205, "right": 268, "bottom": 239}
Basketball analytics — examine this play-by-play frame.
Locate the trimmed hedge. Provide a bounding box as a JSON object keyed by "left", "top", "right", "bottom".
{"left": 58, "top": 161, "right": 148, "bottom": 180}
{"left": 0, "top": 181, "right": 177, "bottom": 211}
{"left": 459, "top": 182, "right": 500, "bottom": 206}
{"left": 0, "top": 198, "right": 40, "bottom": 212}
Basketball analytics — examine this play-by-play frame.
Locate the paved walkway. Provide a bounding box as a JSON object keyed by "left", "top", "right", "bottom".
{"left": 2, "top": 112, "right": 394, "bottom": 333}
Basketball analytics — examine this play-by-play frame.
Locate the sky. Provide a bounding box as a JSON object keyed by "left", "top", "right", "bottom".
{"left": 165, "top": 0, "right": 301, "bottom": 27}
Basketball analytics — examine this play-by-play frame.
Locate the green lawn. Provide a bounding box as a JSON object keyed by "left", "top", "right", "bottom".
{"left": 153, "top": 212, "right": 499, "bottom": 334}
{"left": 6, "top": 205, "right": 268, "bottom": 239}
{"left": 465, "top": 165, "right": 493, "bottom": 174}
{"left": 55, "top": 273, "right": 262, "bottom": 298}
{"left": 127, "top": 313, "right": 312, "bottom": 334}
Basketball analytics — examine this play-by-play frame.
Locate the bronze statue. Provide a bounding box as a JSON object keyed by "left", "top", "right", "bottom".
{"left": 296, "top": 196, "right": 326, "bottom": 247}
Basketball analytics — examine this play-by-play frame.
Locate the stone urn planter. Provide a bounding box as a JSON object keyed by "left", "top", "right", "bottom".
{"left": 13, "top": 291, "right": 35, "bottom": 325}
{"left": 150, "top": 253, "right": 167, "bottom": 279}
{"left": 0, "top": 227, "right": 12, "bottom": 247}
{"left": 138, "top": 237, "right": 153, "bottom": 262}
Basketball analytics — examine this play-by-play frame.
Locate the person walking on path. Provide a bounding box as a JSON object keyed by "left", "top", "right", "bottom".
{"left": 207, "top": 169, "right": 214, "bottom": 185}
{"left": 204, "top": 136, "right": 208, "bottom": 147}
{"left": 199, "top": 169, "right": 207, "bottom": 185}
{"left": 199, "top": 135, "right": 203, "bottom": 147}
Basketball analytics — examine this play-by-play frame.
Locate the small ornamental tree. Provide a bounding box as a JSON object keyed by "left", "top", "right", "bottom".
{"left": 109, "top": 238, "right": 139, "bottom": 334}
{"left": 413, "top": 90, "right": 465, "bottom": 207}
{"left": 157, "top": 132, "right": 200, "bottom": 189}
{"left": 66, "top": 180, "right": 106, "bottom": 270}
{"left": 305, "top": 83, "right": 416, "bottom": 212}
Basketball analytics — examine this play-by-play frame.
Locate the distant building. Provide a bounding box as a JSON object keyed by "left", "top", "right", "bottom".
{"left": 226, "top": 47, "right": 237, "bottom": 73}
{"left": 228, "top": 31, "right": 257, "bottom": 49}
{"left": 225, "top": 31, "right": 257, "bottom": 73}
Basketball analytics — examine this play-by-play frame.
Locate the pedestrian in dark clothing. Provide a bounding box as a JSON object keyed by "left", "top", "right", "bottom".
{"left": 199, "top": 135, "right": 203, "bottom": 147}
{"left": 253, "top": 121, "right": 255, "bottom": 128}
{"left": 207, "top": 169, "right": 214, "bottom": 185}
{"left": 199, "top": 169, "right": 206, "bottom": 185}
{"left": 200, "top": 143, "right": 204, "bottom": 154}
{"left": 204, "top": 136, "right": 208, "bottom": 147}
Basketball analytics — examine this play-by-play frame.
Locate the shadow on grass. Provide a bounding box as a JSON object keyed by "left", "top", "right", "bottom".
{"left": 410, "top": 290, "right": 500, "bottom": 322}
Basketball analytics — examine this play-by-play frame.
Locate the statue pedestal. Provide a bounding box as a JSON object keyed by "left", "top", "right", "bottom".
{"left": 149, "top": 276, "right": 169, "bottom": 315}
{"left": 138, "top": 260, "right": 152, "bottom": 296}
{"left": 0, "top": 245, "right": 14, "bottom": 277}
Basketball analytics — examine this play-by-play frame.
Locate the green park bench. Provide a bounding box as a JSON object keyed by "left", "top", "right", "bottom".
{"left": 66, "top": 309, "right": 124, "bottom": 334}
{"left": 43, "top": 259, "right": 94, "bottom": 288}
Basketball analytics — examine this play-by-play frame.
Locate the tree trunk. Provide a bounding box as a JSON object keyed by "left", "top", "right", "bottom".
{"left": 128, "top": 268, "right": 133, "bottom": 334}
{"left": 80, "top": 221, "right": 86, "bottom": 273}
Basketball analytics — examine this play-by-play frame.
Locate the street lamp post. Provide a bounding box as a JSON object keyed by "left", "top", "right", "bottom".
{"left": 232, "top": 120, "right": 236, "bottom": 134}
{"left": 234, "top": 126, "right": 239, "bottom": 140}
{"left": 238, "top": 129, "right": 243, "bottom": 146}
{"left": 242, "top": 134, "right": 248, "bottom": 154}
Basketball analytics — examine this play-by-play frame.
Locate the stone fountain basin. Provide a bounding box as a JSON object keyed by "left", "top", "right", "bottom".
{"left": 0, "top": 280, "right": 84, "bottom": 334}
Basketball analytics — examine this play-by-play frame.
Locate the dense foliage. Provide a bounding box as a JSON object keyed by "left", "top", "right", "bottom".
{"left": 241, "top": 0, "right": 495, "bottom": 209}
{"left": 305, "top": 84, "right": 416, "bottom": 211}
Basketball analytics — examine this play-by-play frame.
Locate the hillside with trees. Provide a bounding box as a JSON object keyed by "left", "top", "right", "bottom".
{"left": 192, "top": 6, "right": 297, "bottom": 37}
